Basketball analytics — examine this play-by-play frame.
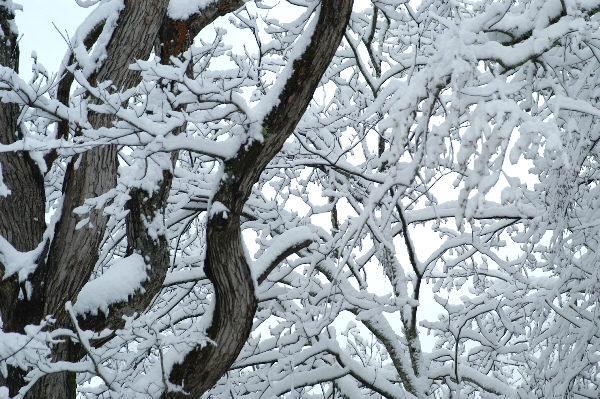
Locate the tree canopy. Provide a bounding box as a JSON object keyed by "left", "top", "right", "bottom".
{"left": 0, "top": 0, "right": 599, "bottom": 398}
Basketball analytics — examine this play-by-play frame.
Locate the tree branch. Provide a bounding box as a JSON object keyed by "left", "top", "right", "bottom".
{"left": 256, "top": 239, "right": 312, "bottom": 285}
{"left": 163, "top": 0, "right": 354, "bottom": 396}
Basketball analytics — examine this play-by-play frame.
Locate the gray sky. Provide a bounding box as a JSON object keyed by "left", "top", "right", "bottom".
{"left": 15, "top": 0, "right": 91, "bottom": 79}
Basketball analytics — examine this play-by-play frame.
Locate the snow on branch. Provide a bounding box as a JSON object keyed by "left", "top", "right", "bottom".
{"left": 253, "top": 226, "right": 315, "bottom": 285}
{"left": 0, "top": 234, "right": 45, "bottom": 283}
{"left": 73, "top": 254, "right": 148, "bottom": 317}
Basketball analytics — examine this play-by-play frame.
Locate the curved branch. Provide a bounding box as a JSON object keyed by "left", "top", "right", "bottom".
{"left": 256, "top": 238, "right": 312, "bottom": 285}
{"left": 163, "top": 0, "right": 354, "bottom": 396}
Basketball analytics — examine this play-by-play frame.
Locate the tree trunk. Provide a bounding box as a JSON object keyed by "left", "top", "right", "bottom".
{"left": 0, "top": 4, "right": 48, "bottom": 394}
{"left": 24, "top": 2, "right": 171, "bottom": 397}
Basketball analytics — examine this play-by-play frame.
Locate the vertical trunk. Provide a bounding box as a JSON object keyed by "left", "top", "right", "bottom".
{"left": 26, "top": 2, "right": 171, "bottom": 398}
{"left": 0, "top": 4, "right": 46, "bottom": 327}
{"left": 0, "top": 5, "right": 48, "bottom": 396}
{"left": 42, "top": 0, "right": 170, "bottom": 327}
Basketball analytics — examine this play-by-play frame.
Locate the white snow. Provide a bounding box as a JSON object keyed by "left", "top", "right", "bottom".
{"left": 67, "top": 0, "right": 124, "bottom": 79}
{"left": 163, "top": 267, "right": 206, "bottom": 286}
{"left": 73, "top": 254, "right": 148, "bottom": 316}
{"left": 0, "top": 163, "right": 10, "bottom": 197}
{"left": 208, "top": 201, "right": 229, "bottom": 220}
{"left": 252, "top": 226, "right": 314, "bottom": 282}
{"left": 167, "top": 0, "right": 216, "bottom": 20}
{"left": 246, "top": 5, "right": 320, "bottom": 140}
{"left": 0, "top": 235, "right": 44, "bottom": 282}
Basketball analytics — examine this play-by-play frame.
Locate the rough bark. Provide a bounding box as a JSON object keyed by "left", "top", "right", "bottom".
{"left": 163, "top": 0, "right": 353, "bottom": 396}
{"left": 0, "top": 3, "right": 46, "bottom": 327}
{"left": 44, "top": 21, "right": 104, "bottom": 170}
{"left": 23, "top": 2, "right": 172, "bottom": 397}
{"left": 16, "top": 2, "right": 248, "bottom": 397}
{"left": 75, "top": 1, "right": 241, "bottom": 336}
{"left": 0, "top": 5, "right": 48, "bottom": 394}
{"left": 42, "top": 0, "right": 170, "bottom": 324}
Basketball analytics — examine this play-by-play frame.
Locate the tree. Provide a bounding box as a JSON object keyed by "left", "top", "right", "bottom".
{"left": 0, "top": 0, "right": 351, "bottom": 397}
{"left": 1, "top": 0, "right": 599, "bottom": 398}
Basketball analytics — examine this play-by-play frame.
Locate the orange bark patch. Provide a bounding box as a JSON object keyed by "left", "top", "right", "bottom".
{"left": 164, "top": 19, "right": 189, "bottom": 61}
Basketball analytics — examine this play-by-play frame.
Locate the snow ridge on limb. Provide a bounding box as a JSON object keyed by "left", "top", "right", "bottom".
{"left": 253, "top": 226, "right": 314, "bottom": 285}
{"left": 72, "top": 254, "right": 148, "bottom": 317}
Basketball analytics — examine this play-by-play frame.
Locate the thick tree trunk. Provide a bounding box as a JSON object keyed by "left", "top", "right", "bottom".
{"left": 0, "top": 5, "right": 48, "bottom": 395}
{"left": 0, "top": 4, "right": 46, "bottom": 329}
{"left": 42, "top": 0, "right": 170, "bottom": 327}
{"left": 24, "top": 2, "right": 171, "bottom": 398}
{"left": 14, "top": 2, "right": 247, "bottom": 397}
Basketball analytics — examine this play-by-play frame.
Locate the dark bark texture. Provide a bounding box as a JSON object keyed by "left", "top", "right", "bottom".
{"left": 0, "top": 6, "right": 48, "bottom": 394}
{"left": 0, "top": 0, "right": 350, "bottom": 397}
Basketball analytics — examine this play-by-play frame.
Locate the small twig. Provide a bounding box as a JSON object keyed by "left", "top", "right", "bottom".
{"left": 65, "top": 301, "right": 115, "bottom": 391}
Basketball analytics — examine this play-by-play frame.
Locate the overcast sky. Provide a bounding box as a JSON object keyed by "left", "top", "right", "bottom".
{"left": 16, "top": 1, "right": 92, "bottom": 79}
